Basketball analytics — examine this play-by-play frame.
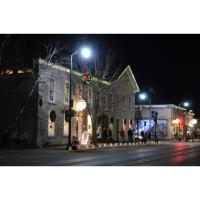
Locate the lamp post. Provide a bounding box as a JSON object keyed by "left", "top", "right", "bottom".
{"left": 66, "top": 47, "right": 92, "bottom": 151}
{"left": 179, "top": 101, "right": 191, "bottom": 141}
{"left": 137, "top": 92, "right": 147, "bottom": 133}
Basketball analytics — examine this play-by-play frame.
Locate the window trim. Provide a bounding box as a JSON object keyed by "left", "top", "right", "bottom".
{"left": 49, "top": 77, "right": 56, "bottom": 103}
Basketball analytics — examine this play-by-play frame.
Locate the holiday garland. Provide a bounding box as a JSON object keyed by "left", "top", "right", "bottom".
{"left": 81, "top": 71, "right": 93, "bottom": 84}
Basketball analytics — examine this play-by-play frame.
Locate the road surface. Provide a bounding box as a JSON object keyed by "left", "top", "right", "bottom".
{"left": 1, "top": 142, "right": 200, "bottom": 166}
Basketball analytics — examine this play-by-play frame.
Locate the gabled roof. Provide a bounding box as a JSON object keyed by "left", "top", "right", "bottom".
{"left": 116, "top": 65, "right": 140, "bottom": 93}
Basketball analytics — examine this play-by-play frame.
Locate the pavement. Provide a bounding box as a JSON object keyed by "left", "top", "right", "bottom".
{"left": 44, "top": 140, "right": 199, "bottom": 151}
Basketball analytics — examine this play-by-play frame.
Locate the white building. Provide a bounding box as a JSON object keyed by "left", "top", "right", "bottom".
{"left": 136, "top": 104, "right": 195, "bottom": 140}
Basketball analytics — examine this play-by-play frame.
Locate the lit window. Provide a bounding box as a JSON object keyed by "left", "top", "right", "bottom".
{"left": 5, "top": 69, "right": 13, "bottom": 74}
{"left": 17, "top": 69, "right": 25, "bottom": 74}
{"left": 64, "top": 114, "right": 69, "bottom": 136}
{"left": 26, "top": 69, "right": 32, "bottom": 73}
{"left": 88, "top": 88, "right": 93, "bottom": 107}
{"left": 49, "top": 78, "right": 55, "bottom": 103}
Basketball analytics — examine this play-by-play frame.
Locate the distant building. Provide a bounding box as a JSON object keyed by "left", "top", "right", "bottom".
{"left": 136, "top": 104, "right": 195, "bottom": 140}
{"left": 0, "top": 59, "right": 140, "bottom": 147}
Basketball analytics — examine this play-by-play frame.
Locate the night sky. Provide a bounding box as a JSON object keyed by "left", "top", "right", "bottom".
{"left": 0, "top": 34, "right": 199, "bottom": 117}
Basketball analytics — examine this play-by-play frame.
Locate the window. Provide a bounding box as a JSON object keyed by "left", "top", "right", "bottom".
{"left": 115, "top": 93, "right": 119, "bottom": 108}
{"left": 122, "top": 95, "right": 125, "bottom": 110}
{"left": 49, "top": 78, "right": 55, "bottom": 103}
{"left": 17, "top": 69, "right": 25, "bottom": 74}
{"left": 48, "top": 110, "right": 56, "bottom": 137}
{"left": 64, "top": 114, "right": 69, "bottom": 136}
{"left": 88, "top": 88, "right": 93, "bottom": 107}
{"left": 107, "top": 93, "right": 113, "bottom": 111}
{"left": 64, "top": 80, "right": 69, "bottom": 106}
{"left": 101, "top": 92, "right": 106, "bottom": 110}
{"left": 128, "top": 96, "right": 132, "bottom": 110}
{"left": 5, "top": 69, "right": 13, "bottom": 75}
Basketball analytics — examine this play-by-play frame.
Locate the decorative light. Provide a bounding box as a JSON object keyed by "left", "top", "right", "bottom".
{"left": 76, "top": 100, "right": 87, "bottom": 112}
{"left": 172, "top": 118, "right": 181, "bottom": 124}
{"left": 191, "top": 119, "right": 197, "bottom": 125}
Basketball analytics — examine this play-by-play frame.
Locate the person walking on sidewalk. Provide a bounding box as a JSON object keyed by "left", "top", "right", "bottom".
{"left": 128, "top": 128, "right": 133, "bottom": 143}
{"left": 96, "top": 127, "right": 102, "bottom": 143}
{"left": 107, "top": 128, "right": 113, "bottom": 143}
{"left": 102, "top": 128, "right": 107, "bottom": 143}
{"left": 120, "top": 127, "right": 125, "bottom": 143}
{"left": 148, "top": 131, "right": 151, "bottom": 143}
{"left": 141, "top": 130, "right": 145, "bottom": 144}
{"left": 154, "top": 134, "right": 158, "bottom": 144}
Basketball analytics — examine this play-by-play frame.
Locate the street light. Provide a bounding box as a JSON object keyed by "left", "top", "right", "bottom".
{"left": 136, "top": 92, "right": 148, "bottom": 133}
{"left": 138, "top": 92, "right": 152, "bottom": 133}
{"left": 139, "top": 93, "right": 147, "bottom": 101}
{"left": 66, "top": 47, "right": 92, "bottom": 151}
{"left": 179, "top": 101, "right": 190, "bottom": 108}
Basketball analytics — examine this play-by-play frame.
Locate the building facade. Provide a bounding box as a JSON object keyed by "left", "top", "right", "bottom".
{"left": 0, "top": 59, "right": 140, "bottom": 147}
{"left": 36, "top": 59, "right": 140, "bottom": 147}
{"left": 136, "top": 104, "right": 195, "bottom": 140}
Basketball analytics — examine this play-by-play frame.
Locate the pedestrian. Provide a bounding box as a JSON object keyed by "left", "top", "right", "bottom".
{"left": 148, "top": 131, "right": 151, "bottom": 143}
{"left": 144, "top": 132, "right": 148, "bottom": 144}
{"left": 128, "top": 128, "right": 133, "bottom": 143}
{"left": 96, "top": 126, "right": 102, "bottom": 143}
{"left": 120, "top": 127, "right": 125, "bottom": 143}
{"left": 102, "top": 128, "right": 107, "bottom": 143}
{"left": 154, "top": 134, "right": 158, "bottom": 144}
{"left": 132, "top": 129, "right": 136, "bottom": 144}
{"left": 141, "top": 130, "right": 145, "bottom": 144}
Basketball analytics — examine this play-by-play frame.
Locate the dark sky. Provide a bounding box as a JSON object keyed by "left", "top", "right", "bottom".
{"left": 0, "top": 34, "right": 199, "bottom": 117}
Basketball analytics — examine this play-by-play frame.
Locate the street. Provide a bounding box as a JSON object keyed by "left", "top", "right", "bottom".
{"left": 1, "top": 142, "right": 200, "bottom": 166}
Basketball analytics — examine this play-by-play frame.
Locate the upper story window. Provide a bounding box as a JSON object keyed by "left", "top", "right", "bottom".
{"left": 107, "top": 93, "right": 113, "bottom": 111}
{"left": 17, "top": 69, "right": 25, "bottom": 74}
{"left": 64, "top": 80, "right": 69, "bottom": 107}
{"left": 100, "top": 92, "right": 106, "bottom": 110}
{"left": 49, "top": 78, "right": 55, "bottom": 103}
{"left": 88, "top": 88, "right": 93, "bottom": 107}
{"left": 5, "top": 69, "right": 13, "bottom": 75}
{"left": 128, "top": 96, "right": 132, "bottom": 110}
{"left": 122, "top": 95, "right": 125, "bottom": 110}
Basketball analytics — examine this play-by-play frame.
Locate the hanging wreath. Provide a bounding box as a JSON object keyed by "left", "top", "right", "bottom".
{"left": 81, "top": 71, "right": 93, "bottom": 84}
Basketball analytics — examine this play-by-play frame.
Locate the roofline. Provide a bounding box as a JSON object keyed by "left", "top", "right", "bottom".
{"left": 138, "top": 104, "right": 187, "bottom": 111}
{"left": 116, "top": 65, "right": 140, "bottom": 92}
{"left": 38, "top": 58, "right": 110, "bottom": 86}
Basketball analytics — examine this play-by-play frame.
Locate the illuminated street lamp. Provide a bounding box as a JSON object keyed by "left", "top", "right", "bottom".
{"left": 66, "top": 47, "right": 92, "bottom": 151}
{"left": 137, "top": 92, "right": 152, "bottom": 132}
{"left": 139, "top": 93, "right": 147, "bottom": 101}
{"left": 179, "top": 101, "right": 190, "bottom": 108}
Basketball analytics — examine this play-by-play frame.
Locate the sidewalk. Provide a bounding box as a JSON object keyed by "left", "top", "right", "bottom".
{"left": 44, "top": 140, "right": 197, "bottom": 151}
